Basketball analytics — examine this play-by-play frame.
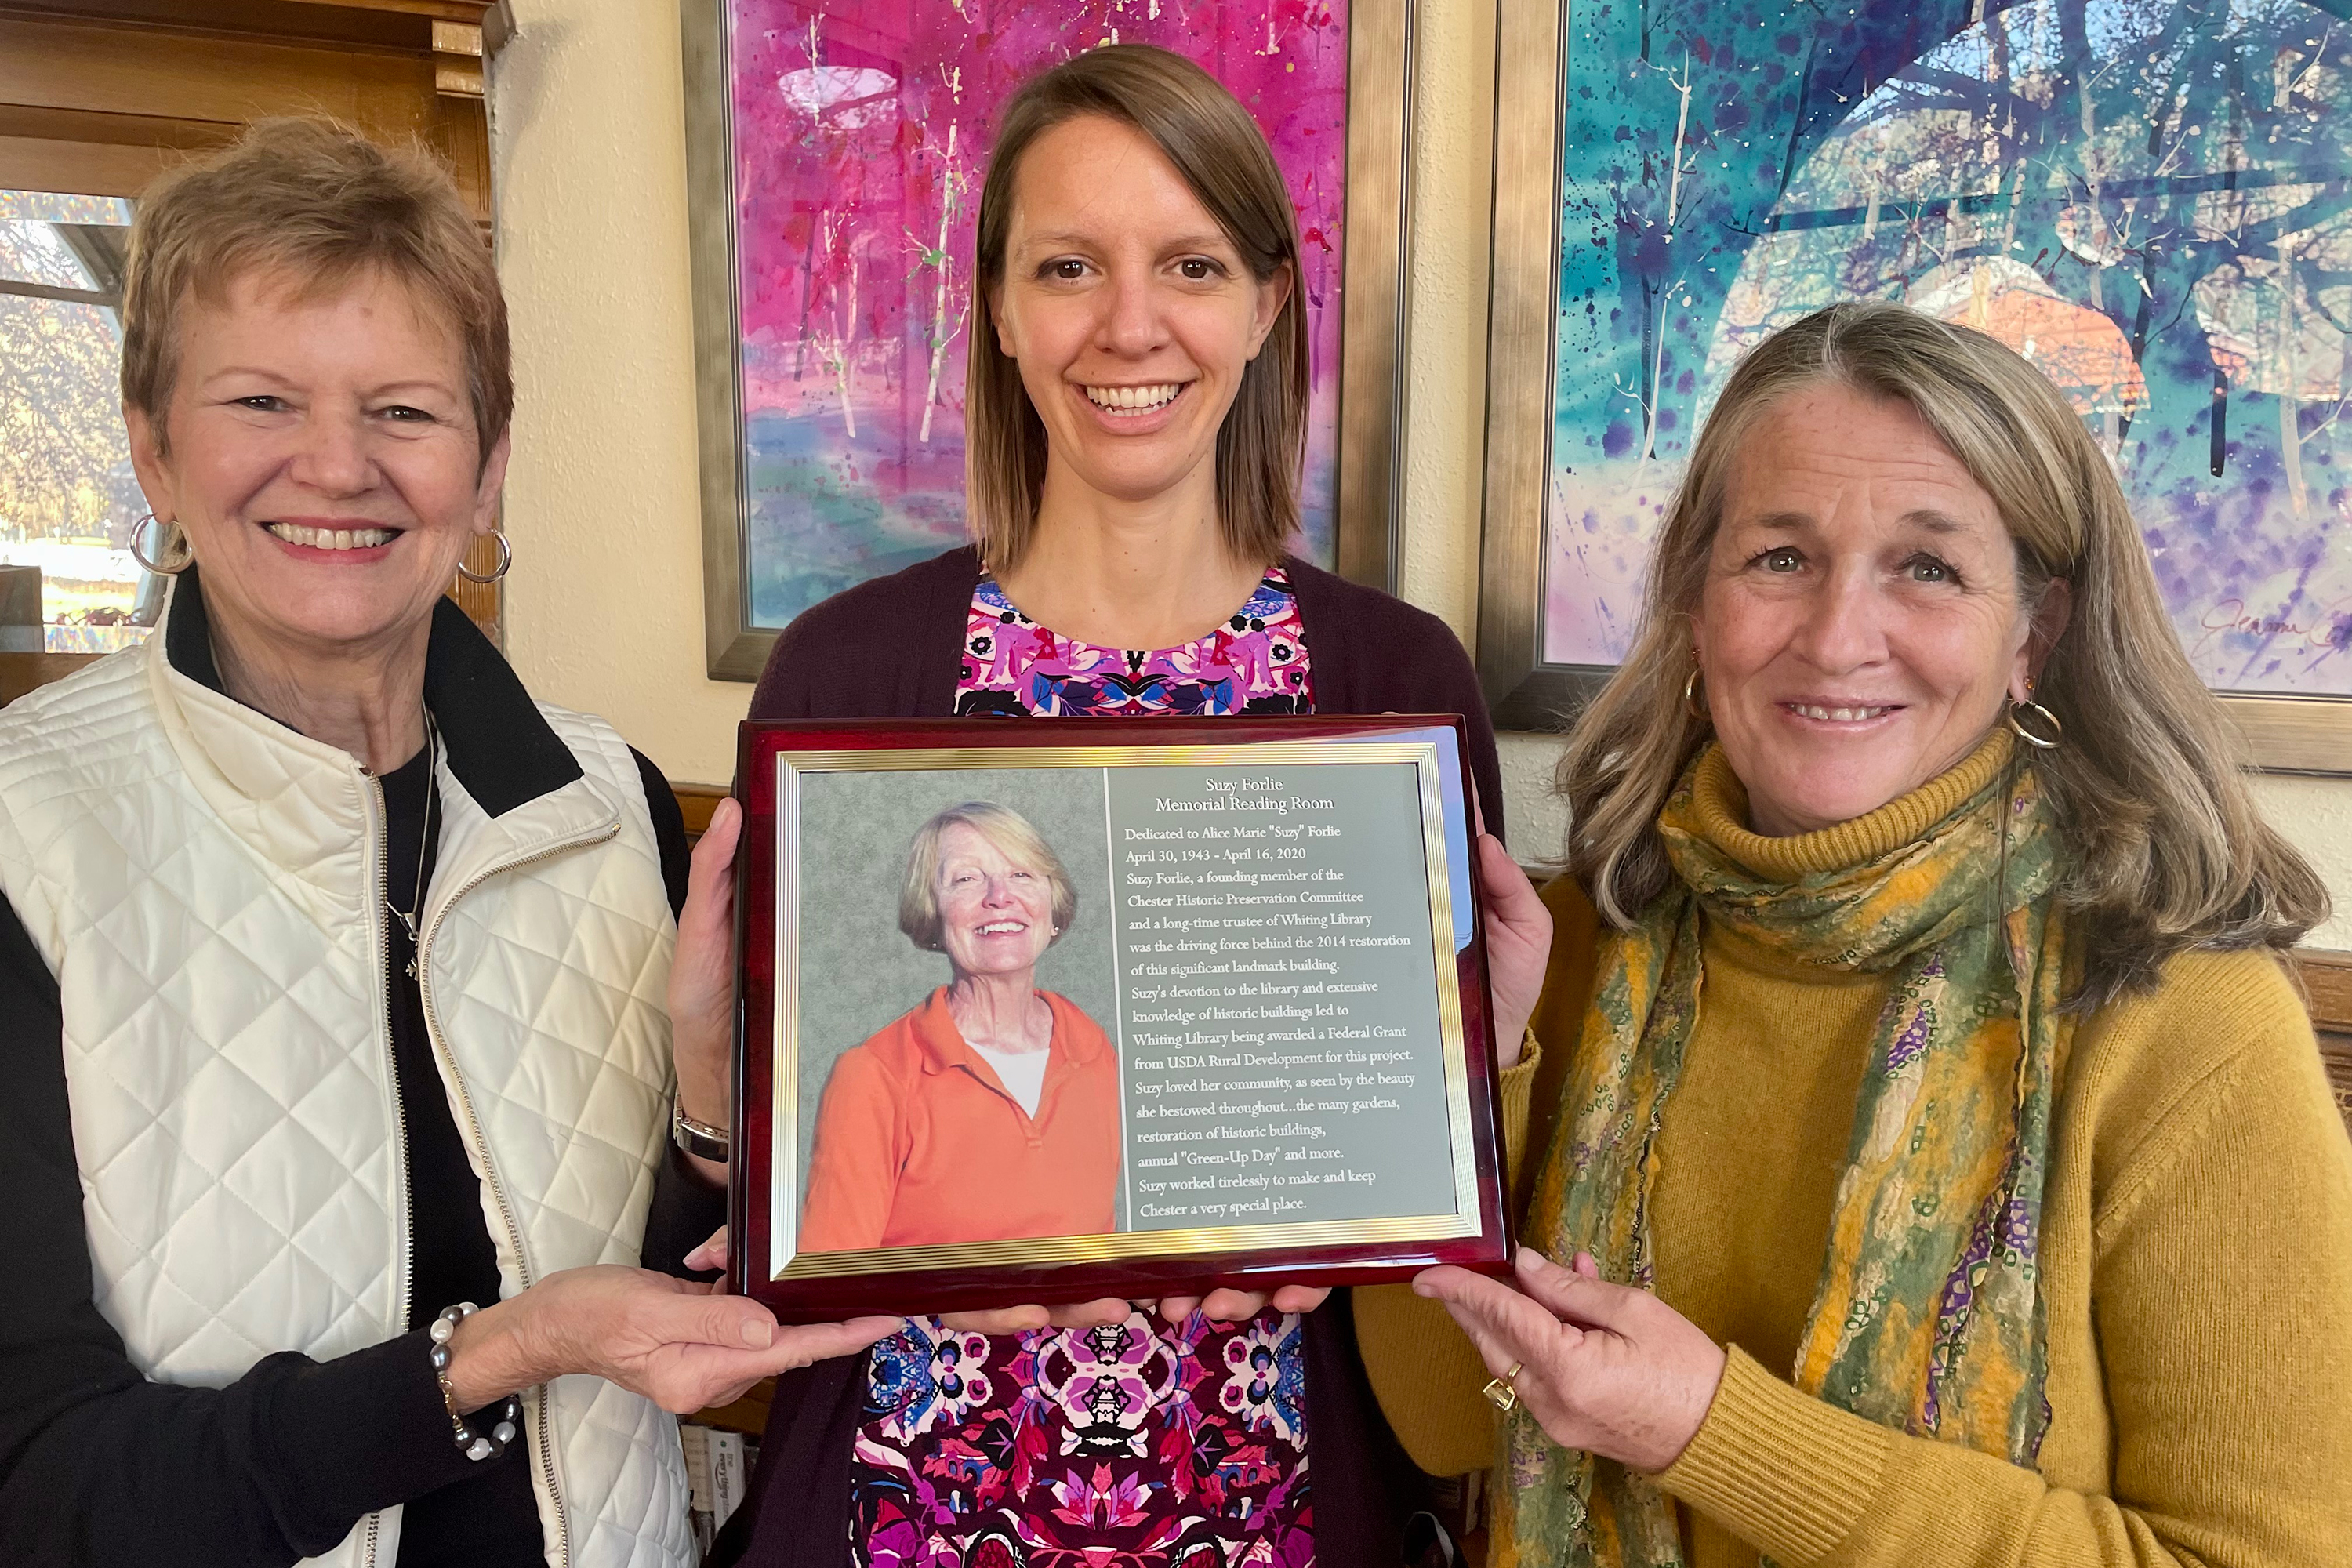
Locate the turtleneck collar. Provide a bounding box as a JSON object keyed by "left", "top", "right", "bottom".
{"left": 1687, "top": 724, "right": 2016, "bottom": 882}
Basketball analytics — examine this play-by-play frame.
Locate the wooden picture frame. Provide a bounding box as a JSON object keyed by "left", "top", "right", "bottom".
{"left": 683, "top": 0, "right": 1417, "bottom": 681}
{"left": 1474, "top": 0, "right": 2351, "bottom": 774}
{"left": 727, "top": 714, "right": 1511, "bottom": 1320}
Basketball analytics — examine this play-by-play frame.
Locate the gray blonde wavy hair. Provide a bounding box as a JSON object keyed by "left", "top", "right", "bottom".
{"left": 1556, "top": 300, "right": 2328, "bottom": 1004}
{"left": 898, "top": 801, "right": 1079, "bottom": 956}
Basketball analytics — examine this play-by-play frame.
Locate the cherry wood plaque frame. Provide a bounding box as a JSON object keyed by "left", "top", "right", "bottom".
{"left": 728, "top": 715, "right": 1512, "bottom": 1320}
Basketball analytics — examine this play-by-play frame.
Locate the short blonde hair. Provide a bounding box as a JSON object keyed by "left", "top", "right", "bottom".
{"left": 966, "top": 45, "right": 1307, "bottom": 574}
{"left": 122, "top": 117, "right": 510, "bottom": 458}
{"left": 898, "top": 801, "right": 1079, "bottom": 953}
{"left": 1557, "top": 300, "right": 2327, "bottom": 1004}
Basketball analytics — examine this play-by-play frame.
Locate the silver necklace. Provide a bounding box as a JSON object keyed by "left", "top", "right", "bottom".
{"left": 389, "top": 715, "right": 438, "bottom": 979}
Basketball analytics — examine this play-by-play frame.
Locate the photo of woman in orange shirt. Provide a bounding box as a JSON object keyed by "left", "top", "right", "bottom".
{"left": 799, "top": 800, "right": 1120, "bottom": 1252}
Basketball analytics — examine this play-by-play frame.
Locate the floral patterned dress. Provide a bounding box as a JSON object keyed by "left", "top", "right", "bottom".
{"left": 952, "top": 571, "right": 1312, "bottom": 718}
{"left": 848, "top": 569, "right": 1317, "bottom": 1568}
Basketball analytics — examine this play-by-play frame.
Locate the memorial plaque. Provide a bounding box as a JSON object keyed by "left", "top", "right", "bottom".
{"left": 730, "top": 716, "right": 1512, "bottom": 1319}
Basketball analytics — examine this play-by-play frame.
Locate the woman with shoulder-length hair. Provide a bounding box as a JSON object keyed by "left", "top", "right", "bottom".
{"left": 1362, "top": 299, "right": 2352, "bottom": 1567}
{"left": 665, "top": 41, "right": 1551, "bottom": 1568}
{"left": 799, "top": 800, "right": 1118, "bottom": 1251}
{"left": 0, "top": 119, "right": 895, "bottom": 1568}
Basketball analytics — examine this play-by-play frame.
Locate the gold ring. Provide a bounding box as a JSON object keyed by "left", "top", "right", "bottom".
{"left": 1482, "top": 1362, "right": 1525, "bottom": 1413}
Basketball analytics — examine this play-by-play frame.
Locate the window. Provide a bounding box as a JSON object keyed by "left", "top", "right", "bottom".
{"left": 0, "top": 187, "right": 151, "bottom": 654}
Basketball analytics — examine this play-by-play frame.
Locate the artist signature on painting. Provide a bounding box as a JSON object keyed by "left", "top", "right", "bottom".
{"left": 2193, "top": 598, "right": 2352, "bottom": 661}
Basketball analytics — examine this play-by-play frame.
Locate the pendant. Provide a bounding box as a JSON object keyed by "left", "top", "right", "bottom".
{"left": 390, "top": 902, "right": 421, "bottom": 982}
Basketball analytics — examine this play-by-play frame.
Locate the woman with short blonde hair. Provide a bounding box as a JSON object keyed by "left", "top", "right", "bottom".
{"left": 0, "top": 119, "right": 892, "bottom": 1568}
{"left": 1365, "top": 300, "right": 2352, "bottom": 1568}
{"left": 119, "top": 114, "right": 512, "bottom": 463}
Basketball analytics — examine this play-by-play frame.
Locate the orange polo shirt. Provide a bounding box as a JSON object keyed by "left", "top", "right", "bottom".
{"left": 798, "top": 986, "right": 1121, "bottom": 1253}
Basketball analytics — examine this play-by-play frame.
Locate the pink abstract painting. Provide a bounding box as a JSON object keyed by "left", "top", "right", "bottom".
{"left": 727, "top": 0, "right": 1350, "bottom": 629}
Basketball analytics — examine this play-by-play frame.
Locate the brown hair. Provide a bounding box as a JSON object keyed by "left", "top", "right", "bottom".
{"left": 122, "top": 117, "right": 510, "bottom": 459}
{"left": 966, "top": 44, "right": 1306, "bottom": 573}
{"left": 1555, "top": 300, "right": 2328, "bottom": 1004}
{"left": 898, "top": 801, "right": 1079, "bottom": 955}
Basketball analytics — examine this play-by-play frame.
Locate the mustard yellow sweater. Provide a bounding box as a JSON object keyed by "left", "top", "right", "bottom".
{"left": 1356, "top": 750, "right": 2352, "bottom": 1568}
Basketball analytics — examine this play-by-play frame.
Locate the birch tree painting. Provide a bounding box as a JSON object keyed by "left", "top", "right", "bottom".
{"left": 729, "top": 0, "right": 1351, "bottom": 630}
{"left": 1550, "top": 0, "right": 2352, "bottom": 698}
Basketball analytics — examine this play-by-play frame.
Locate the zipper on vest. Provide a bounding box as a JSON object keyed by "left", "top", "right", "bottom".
{"left": 415, "top": 821, "right": 618, "bottom": 1568}
{"left": 365, "top": 771, "right": 404, "bottom": 1568}
{"left": 366, "top": 773, "right": 416, "bottom": 1330}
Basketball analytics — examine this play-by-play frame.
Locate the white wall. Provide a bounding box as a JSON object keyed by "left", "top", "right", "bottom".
{"left": 490, "top": 0, "right": 750, "bottom": 787}
{"left": 487, "top": 0, "right": 2350, "bottom": 949}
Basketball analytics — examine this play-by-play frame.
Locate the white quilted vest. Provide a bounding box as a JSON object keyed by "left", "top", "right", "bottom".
{"left": 0, "top": 619, "right": 695, "bottom": 1568}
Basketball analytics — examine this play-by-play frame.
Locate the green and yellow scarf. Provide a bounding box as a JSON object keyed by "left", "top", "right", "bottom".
{"left": 1497, "top": 730, "right": 2071, "bottom": 1568}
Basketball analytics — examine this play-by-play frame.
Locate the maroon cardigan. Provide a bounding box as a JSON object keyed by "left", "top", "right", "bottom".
{"left": 747, "top": 544, "right": 1507, "bottom": 835}
{"left": 719, "top": 545, "right": 1501, "bottom": 1568}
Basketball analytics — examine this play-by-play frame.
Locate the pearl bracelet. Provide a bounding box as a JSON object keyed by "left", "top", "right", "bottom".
{"left": 427, "top": 1302, "right": 521, "bottom": 1462}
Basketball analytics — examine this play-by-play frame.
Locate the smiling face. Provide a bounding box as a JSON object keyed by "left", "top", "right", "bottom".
{"left": 1695, "top": 382, "right": 2059, "bottom": 837}
{"left": 933, "top": 820, "right": 1058, "bottom": 981}
{"left": 989, "top": 114, "right": 1290, "bottom": 513}
{"left": 126, "top": 265, "right": 506, "bottom": 668}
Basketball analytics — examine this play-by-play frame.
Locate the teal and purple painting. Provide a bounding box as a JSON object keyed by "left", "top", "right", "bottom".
{"left": 1548, "top": 0, "right": 2352, "bottom": 696}
{"left": 728, "top": 1, "right": 1348, "bottom": 630}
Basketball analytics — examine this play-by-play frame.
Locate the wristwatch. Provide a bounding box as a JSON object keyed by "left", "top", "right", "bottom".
{"left": 671, "top": 1100, "right": 731, "bottom": 1163}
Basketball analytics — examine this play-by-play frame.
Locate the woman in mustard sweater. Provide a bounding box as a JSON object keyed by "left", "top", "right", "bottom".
{"left": 1359, "top": 301, "right": 2352, "bottom": 1567}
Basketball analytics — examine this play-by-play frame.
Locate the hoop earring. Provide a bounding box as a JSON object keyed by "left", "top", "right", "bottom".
{"left": 129, "top": 514, "right": 193, "bottom": 575}
{"left": 2006, "top": 697, "right": 2063, "bottom": 749}
{"left": 1682, "top": 666, "right": 1708, "bottom": 721}
{"left": 456, "top": 532, "right": 511, "bottom": 583}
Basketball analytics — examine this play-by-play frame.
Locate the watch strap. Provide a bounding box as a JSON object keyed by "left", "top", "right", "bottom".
{"left": 672, "top": 1101, "right": 731, "bottom": 1163}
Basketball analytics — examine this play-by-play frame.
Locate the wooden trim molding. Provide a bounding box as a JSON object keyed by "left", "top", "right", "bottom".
{"left": 428, "top": 16, "right": 481, "bottom": 97}
{"left": 2299, "top": 948, "right": 2352, "bottom": 1036}
{"left": 1472, "top": 0, "right": 1566, "bottom": 729}
{"left": 2311, "top": 953, "right": 2352, "bottom": 1125}
{"left": 0, "top": 651, "right": 103, "bottom": 706}
{"left": 674, "top": 782, "right": 729, "bottom": 844}
{"left": 688, "top": 1381, "right": 771, "bottom": 1438}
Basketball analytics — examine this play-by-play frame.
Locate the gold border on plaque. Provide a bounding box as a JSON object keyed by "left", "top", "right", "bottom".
{"left": 767, "top": 740, "right": 1480, "bottom": 1279}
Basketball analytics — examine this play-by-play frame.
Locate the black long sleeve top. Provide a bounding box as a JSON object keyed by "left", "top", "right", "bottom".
{"left": 0, "top": 622, "right": 724, "bottom": 1566}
